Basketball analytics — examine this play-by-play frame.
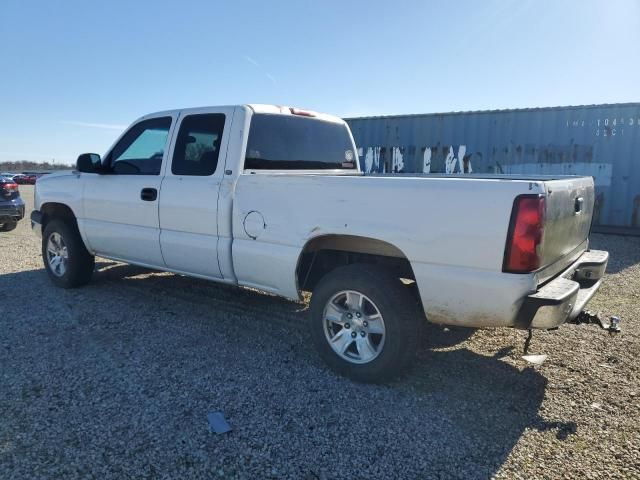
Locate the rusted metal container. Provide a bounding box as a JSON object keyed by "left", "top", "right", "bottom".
{"left": 346, "top": 103, "right": 640, "bottom": 234}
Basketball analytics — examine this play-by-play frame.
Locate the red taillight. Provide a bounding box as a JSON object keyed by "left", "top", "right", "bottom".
{"left": 503, "top": 195, "right": 546, "bottom": 273}
{"left": 289, "top": 107, "right": 316, "bottom": 117}
{"left": 1, "top": 182, "right": 18, "bottom": 193}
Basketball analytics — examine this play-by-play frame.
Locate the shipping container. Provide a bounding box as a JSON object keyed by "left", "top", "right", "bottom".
{"left": 346, "top": 103, "right": 640, "bottom": 234}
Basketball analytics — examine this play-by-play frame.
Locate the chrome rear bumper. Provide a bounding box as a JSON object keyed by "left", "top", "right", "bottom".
{"left": 517, "top": 250, "right": 609, "bottom": 330}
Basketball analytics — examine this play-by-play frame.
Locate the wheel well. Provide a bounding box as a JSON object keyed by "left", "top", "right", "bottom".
{"left": 40, "top": 203, "right": 78, "bottom": 231}
{"left": 296, "top": 235, "right": 417, "bottom": 293}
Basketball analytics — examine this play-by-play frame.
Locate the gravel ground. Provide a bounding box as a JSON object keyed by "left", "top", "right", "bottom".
{"left": 1, "top": 186, "right": 638, "bottom": 479}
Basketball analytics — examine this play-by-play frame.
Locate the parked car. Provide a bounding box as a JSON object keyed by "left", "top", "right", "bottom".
{"left": 22, "top": 174, "right": 37, "bottom": 185}
{"left": 0, "top": 176, "right": 25, "bottom": 231}
{"left": 12, "top": 174, "right": 28, "bottom": 184}
{"left": 30, "top": 104, "right": 608, "bottom": 382}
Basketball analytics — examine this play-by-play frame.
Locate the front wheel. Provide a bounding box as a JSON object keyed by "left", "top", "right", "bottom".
{"left": 310, "top": 264, "right": 423, "bottom": 383}
{"left": 42, "top": 219, "right": 95, "bottom": 288}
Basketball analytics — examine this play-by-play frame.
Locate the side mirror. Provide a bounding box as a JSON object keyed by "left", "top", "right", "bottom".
{"left": 76, "top": 153, "right": 102, "bottom": 173}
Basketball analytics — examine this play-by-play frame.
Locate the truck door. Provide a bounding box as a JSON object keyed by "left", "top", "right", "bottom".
{"left": 81, "top": 114, "right": 177, "bottom": 266}
{"left": 159, "top": 107, "right": 234, "bottom": 278}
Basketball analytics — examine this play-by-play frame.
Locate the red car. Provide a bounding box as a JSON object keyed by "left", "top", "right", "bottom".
{"left": 16, "top": 174, "right": 37, "bottom": 185}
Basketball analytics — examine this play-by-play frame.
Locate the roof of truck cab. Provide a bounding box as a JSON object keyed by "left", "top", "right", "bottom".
{"left": 137, "top": 104, "right": 345, "bottom": 125}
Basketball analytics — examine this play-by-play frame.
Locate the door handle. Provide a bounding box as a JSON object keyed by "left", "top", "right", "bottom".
{"left": 140, "top": 188, "right": 158, "bottom": 201}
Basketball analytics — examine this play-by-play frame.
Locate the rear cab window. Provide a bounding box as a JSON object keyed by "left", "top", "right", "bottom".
{"left": 244, "top": 114, "right": 357, "bottom": 171}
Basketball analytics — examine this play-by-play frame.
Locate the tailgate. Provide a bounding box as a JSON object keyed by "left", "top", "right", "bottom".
{"left": 539, "top": 176, "right": 594, "bottom": 281}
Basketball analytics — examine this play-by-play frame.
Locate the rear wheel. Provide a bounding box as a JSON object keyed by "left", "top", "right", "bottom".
{"left": 42, "top": 219, "right": 94, "bottom": 288}
{"left": 310, "top": 264, "right": 423, "bottom": 383}
{"left": 0, "top": 220, "right": 17, "bottom": 232}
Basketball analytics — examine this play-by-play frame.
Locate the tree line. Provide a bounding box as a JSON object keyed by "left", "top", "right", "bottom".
{"left": 0, "top": 161, "right": 73, "bottom": 172}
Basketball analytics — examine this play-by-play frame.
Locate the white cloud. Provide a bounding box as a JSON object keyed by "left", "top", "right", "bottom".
{"left": 243, "top": 56, "right": 277, "bottom": 85}
{"left": 62, "top": 121, "right": 127, "bottom": 130}
{"left": 243, "top": 55, "right": 260, "bottom": 67}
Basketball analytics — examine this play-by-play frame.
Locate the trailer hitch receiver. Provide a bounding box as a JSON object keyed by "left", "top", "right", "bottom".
{"left": 572, "top": 310, "right": 621, "bottom": 333}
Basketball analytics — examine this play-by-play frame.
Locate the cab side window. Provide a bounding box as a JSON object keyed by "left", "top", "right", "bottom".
{"left": 172, "top": 114, "right": 226, "bottom": 176}
{"left": 108, "top": 117, "right": 172, "bottom": 175}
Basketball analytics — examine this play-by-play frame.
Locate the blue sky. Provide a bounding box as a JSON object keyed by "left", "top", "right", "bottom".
{"left": 1, "top": 0, "right": 638, "bottom": 165}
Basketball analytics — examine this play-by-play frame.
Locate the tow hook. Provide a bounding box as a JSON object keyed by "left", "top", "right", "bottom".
{"left": 572, "top": 310, "right": 622, "bottom": 334}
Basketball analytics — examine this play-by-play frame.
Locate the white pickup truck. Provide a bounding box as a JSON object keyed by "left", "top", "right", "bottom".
{"left": 31, "top": 104, "right": 608, "bottom": 382}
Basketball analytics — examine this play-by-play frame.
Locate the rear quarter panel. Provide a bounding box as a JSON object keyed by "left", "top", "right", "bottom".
{"left": 232, "top": 174, "right": 543, "bottom": 327}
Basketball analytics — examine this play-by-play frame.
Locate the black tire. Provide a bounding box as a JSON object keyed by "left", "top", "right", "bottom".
{"left": 42, "top": 219, "right": 94, "bottom": 288}
{"left": 0, "top": 220, "right": 17, "bottom": 232}
{"left": 310, "top": 264, "right": 423, "bottom": 383}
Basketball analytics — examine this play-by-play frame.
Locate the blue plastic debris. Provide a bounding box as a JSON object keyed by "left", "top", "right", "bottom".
{"left": 208, "top": 411, "right": 232, "bottom": 434}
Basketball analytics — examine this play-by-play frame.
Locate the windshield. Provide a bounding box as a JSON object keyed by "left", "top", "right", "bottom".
{"left": 245, "top": 114, "right": 357, "bottom": 170}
